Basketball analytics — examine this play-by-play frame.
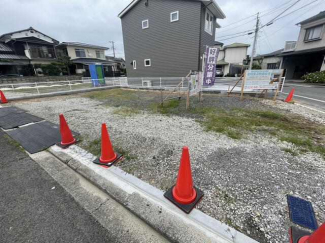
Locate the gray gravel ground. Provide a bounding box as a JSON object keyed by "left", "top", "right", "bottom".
{"left": 14, "top": 91, "right": 325, "bottom": 243}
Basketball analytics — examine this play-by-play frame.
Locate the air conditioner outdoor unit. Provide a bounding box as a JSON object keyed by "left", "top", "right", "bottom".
{"left": 142, "top": 80, "right": 152, "bottom": 87}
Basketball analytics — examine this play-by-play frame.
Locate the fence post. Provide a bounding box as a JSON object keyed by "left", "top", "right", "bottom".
{"left": 11, "top": 84, "right": 14, "bottom": 92}
{"left": 35, "top": 82, "right": 40, "bottom": 94}
{"left": 182, "top": 77, "right": 184, "bottom": 88}
{"left": 142, "top": 77, "right": 144, "bottom": 87}
{"left": 160, "top": 77, "right": 162, "bottom": 88}
{"left": 68, "top": 81, "right": 72, "bottom": 90}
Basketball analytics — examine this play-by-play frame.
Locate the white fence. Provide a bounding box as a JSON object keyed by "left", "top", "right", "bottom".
{"left": 0, "top": 76, "right": 285, "bottom": 100}
{"left": 0, "top": 77, "right": 190, "bottom": 99}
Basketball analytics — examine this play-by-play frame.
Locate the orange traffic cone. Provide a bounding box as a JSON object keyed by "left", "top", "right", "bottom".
{"left": 300, "top": 223, "right": 325, "bottom": 243}
{"left": 164, "top": 147, "right": 204, "bottom": 214}
{"left": 58, "top": 114, "right": 76, "bottom": 147}
{"left": 285, "top": 89, "right": 295, "bottom": 103}
{"left": 93, "top": 123, "right": 122, "bottom": 167}
{"left": 0, "top": 90, "right": 8, "bottom": 104}
{"left": 173, "top": 147, "right": 197, "bottom": 204}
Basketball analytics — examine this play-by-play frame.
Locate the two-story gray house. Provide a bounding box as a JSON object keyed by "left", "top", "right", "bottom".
{"left": 280, "top": 11, "right": 325, "bottom": 79}
{"left": 119, "top": 0, "right": 226, "bottom": 77}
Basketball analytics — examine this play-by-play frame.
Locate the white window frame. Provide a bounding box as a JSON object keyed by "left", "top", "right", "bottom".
{"left": 96, "top": 50, "right": 103, "bottom": 59}
{"left": 304, "top": 25, "right": 323, "bottom": 42}
{"left": 144, "top": 59, "right": 151, "bottom": 67}
{"left": 142, "top": 19, "right": 149, "bottom": 29}
{"left": 170, "top": 11, "right": 179, "bottom": 22}
{"left": 204, "top": 9, "right": 214, "bottom": 36}
{"left": 132, "top": 60, "right": 137, "bottom": 69}
{"left": 75, "top": 48, "right": 86, "bottom": 58}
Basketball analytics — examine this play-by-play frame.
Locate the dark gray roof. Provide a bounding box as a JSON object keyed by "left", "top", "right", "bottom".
{"left": 118, "top": 0, "right": 226, "bottom": 19}
{"left": 215, "top": 41, "right": 224, "bottom": 46}
{"left": 105, "top": 56, "right": 125, "bottom": 62}
{"left": 297, "top": 11, "right": 325, "bottom": 25}
{"left": 72, "top": 58, "right": 114, "bottom": 65}
{"left": 279, "top": 46, "right": 325, "bottom": 56}
{"left": 256, "top": 49, "right": 284, "bottom": 58}
{"left": 0, "top": 54, "right": 29, "bottom": 60}
{"left": 59, "top": 42, "right": 108, "bottom": 50}
{"left": 0, "top": 42, "right": 13, "bottom": 52}
{"left": 0, "top": 27, "right": 59, "bottom": 44}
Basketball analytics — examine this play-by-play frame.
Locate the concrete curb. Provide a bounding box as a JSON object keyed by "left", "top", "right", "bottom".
{"left": 49, "top": 145, "right": 258, "bottom": 243}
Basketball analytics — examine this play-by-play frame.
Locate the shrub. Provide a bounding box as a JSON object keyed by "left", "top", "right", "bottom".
{"left": 252, "top": 64, "right": 262, "bottom": 70}
{"left": 302, "top": 71, "right": 325, "bottom": 84}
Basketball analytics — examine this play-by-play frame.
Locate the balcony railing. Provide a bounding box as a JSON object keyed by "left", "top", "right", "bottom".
{"left": 283, "top": 41, "right": 296, "bottom": 52}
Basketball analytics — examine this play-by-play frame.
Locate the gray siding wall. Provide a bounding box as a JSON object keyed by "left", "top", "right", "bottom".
{"left": 121, "top": 0, "right": 202, "bottom": 77}
{"left": 199, "top": 5, "right": 217, "bottom": 69}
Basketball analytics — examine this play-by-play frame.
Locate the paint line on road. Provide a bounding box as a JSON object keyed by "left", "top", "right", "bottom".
{"left": 295, "top": 103, "right": 325, "bottom": 114}
{"left": 285, "top": 84, "right": 314, "bottom": 88}
{"left": 282, "top": 92, "right": 325, "bottom": 103}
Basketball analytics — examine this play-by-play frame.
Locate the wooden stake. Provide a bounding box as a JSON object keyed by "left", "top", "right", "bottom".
{"left": 240, "top": 71, "right": 247, "bottom": 101}
{"left": 186, "top": 89, "right": 190, "bottom": 110}
{"left": 273, "top": 70, "right": 284, "bottom": 102}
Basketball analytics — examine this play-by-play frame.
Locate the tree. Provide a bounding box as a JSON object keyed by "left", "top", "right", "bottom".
{"left": 57, "top": 56, "right": 72, "bottom": 75}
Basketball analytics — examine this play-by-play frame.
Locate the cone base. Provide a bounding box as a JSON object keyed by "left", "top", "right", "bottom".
{"left": 289, "top": 227, "right": 311, "bottom": 243}
{"left": 56, "top": 138, "right": 77, "bottom": 149}
{"left": 93, "top": 153, "right": 123, "bottom": 168}
{"left": 164, "top": 185, "right": 204, "bottom": 214}
{"left": 172, "top": 187, "right": 197, "bottom": 205}
{"left": 100, "top": 153, "right": 118, "bottom": 164}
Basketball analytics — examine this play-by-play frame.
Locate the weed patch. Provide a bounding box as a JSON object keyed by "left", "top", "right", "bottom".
{"left": 83, "top": 138, "right": 137, "bottom": 161}
{"left": 113, "top": 107, "right": 140, "bottom": 117}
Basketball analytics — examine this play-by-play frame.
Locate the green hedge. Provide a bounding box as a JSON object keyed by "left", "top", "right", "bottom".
{"left": 302, "top": 71, "right": 325, "bottom": 84}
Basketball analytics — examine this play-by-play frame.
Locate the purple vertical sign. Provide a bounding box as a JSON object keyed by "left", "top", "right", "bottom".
{"left": 203, "top": 47, "right": 219, "bottom": 86}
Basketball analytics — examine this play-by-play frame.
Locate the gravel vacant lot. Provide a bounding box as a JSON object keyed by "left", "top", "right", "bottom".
{"left": 14, "top": 89, "right": 325, "bottom": 243}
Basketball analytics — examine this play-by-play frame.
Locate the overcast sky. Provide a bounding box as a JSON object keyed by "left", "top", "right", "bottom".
{"left": 1, "top": 0, "right": 324, "bottom": 58}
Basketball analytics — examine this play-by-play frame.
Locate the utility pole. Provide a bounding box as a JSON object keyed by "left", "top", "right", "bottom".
{"left": 249, "top": 12, "right": 259, "bottom": 70}
{"left": 109, "top": 41, "right": 116, "bottom": 58}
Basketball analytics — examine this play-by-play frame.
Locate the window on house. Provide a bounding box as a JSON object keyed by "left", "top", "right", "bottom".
{"left": 96, "top": 50, "right": 103, "bottom": 59}
{"left": 144, "top": 59, "right": 151, "bottom": 67}
{"left": 305, "top": 25, "right": 323, "bottom": 41}
{"left": 170, "top": 11, "right": 179, "bottom": 22}
{"left": 132, "top": 60, "right": 137, "bottom": 69}
{"left": 75, "top": 49, "right": 86, "bottom": 58}
{"left": 205, "top": 10, "right": 214, "bottom": 35}
{"left": 267, "top": 63, "right": 278, "bottom": 69}
{"left": 142, "top": 19, "right": 149, "bottom": 29}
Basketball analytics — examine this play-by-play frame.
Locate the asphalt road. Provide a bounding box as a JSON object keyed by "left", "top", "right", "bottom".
{"left": 0, "top": 130, "right": 116, "bottom": 243}
{"left": 214, "top": 78, "right": 325, "bottom": 112}
{"left": 281, "top": 80, "right": 325, "bottom": 112}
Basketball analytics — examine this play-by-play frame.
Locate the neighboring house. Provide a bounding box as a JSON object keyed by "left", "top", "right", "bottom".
{"left": 106, "top": 56, "right": 126, "bottom": 75}
{"left": 0, "top": 27, "right": 59, "bottom": 75}
{"left": 254, "top": 49, "right": 284, "bottom": 70}
{"left": 56, "top": 42, "right": 112, "bottom": 75}
{"left": 119, "top": 0, "right": 226, "bottom": 77}
{"left": 280, "top": 11, "right": 325, "bottom": 79}
{"left": 0, "top": 42, "right": 29, "bottom": 76}
{"left": 216, "top": 42, "right": 250, "bottom": 76}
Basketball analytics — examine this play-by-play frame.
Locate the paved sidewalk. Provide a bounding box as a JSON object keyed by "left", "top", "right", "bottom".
{"left": 0, "top": 129, "right": 142, "bottom": 243}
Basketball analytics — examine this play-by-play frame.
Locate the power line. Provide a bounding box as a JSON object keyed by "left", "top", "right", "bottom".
{"left": 271, "top": 0, "right": 320, "bottom": 22}
{"left": 217, "top": 29, "right": 254, "bottom": 39}
{"left": 261, "top": 0, "right": 302, "bottom": 28}
{"left": 217, "top": 33, "right": 253, "bottom": 42}
{"left": 217, "top": 0, "right": 297, "bottom": 32}
{"left": 258, "top": 0, "right": 322, "bottom": 40}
